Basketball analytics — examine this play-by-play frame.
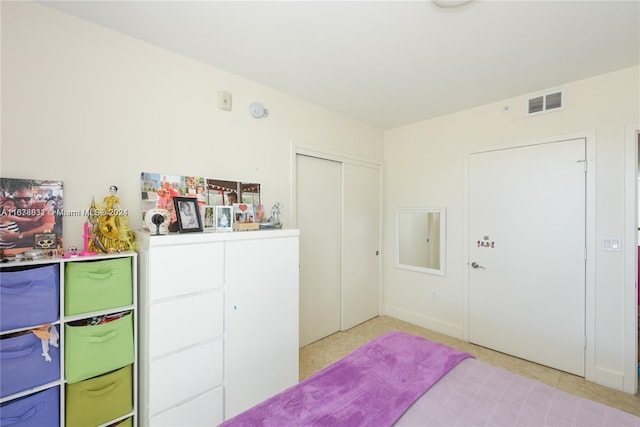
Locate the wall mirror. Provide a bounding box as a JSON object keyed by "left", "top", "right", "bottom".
{"left": 395, "top": 207, "right": 446, "bottom": 275}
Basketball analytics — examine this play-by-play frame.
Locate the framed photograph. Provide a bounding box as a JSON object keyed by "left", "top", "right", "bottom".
{"left": 173, "top": 197, "right": 203, "bottom": 233}
{"left": 215, "top": 205, "right": 233, "bottom": 231}
{"left": 202, "top": 205, "right": 216, "bottom": 231}
{"left": 233, "top": 203, "right": 256, "bottom": 223}
{"left": 1, "top": 177, "right": 64, "bottom": 255}
{"left": 140, "top": 172, "right": 206, "bottom": 233}
{"left": 34, "top": 232, "right": 57, "bottom": 250}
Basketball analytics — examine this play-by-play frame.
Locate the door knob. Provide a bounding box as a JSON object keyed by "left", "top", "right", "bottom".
{"left": 471, "top": 262, "right": 485, "bottom": 269}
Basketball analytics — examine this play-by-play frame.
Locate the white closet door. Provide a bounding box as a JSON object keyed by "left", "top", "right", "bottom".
{"left": 342, "top": 163, "right": 381, "bottom": 330}
{"left": 297, "top": 154, "right": 342, "bottom": 347}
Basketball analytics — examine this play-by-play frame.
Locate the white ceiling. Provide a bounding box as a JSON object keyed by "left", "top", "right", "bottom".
{"left": 39, "top": 1, "right": 640, "bottom": 130}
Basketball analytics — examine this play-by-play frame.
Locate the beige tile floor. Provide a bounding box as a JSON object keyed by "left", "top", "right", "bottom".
{"left": 299, "top": 315, "right": 640, "bottom": 417}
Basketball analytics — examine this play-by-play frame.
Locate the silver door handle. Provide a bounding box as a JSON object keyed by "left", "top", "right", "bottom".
{"left": 471, "top": 262, "right": 485, "bottom": 269}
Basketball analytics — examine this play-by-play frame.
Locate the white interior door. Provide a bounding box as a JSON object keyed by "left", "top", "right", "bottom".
{"left": 342, "top": 163, "right": 381, "bottom": 330}
{"left": 468, "top": 138, "right": 586, "bottom": 376}
{"left": 297, "top": 154, "right": 342, "bottom": 347}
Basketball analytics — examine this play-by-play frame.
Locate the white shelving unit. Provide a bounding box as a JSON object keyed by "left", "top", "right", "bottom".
{"left": 0, "top": 252, "right": 138, "bottom": 427}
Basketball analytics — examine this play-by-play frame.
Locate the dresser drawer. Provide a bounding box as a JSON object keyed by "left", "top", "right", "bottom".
{"left": 151, "top": 386, "right": 223, "bottom": 427}
{"left": 65, "top": 258, "right": 132, "bottom": 316}
{"left": 149, "top": 338, "right": 223, "bottom": 416}
{"left": 148, "top": 243, "right": 223, "bottom": 301}
{"left": 150, "top": 290, "right": 223, "bottom": 357}
{"left": 0, "top": 264, "right": 59, "bottom": 332}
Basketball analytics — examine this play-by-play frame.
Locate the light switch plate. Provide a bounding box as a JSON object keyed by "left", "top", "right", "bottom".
{"left": 218, "top": 91, "right": 232, "bottom": 111}
{"left": 602, "top": 236, "right": 622, "bottom": 251}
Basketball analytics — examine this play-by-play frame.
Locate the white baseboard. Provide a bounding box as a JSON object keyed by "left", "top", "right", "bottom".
{"left": 383, "top": 306, "right": 634, "bottom": 394}
{"left": 383, "top": 304, "right": 464, "bottom": 340}
{"left": 594, "top": 366, "right": 625, "bottom": 392}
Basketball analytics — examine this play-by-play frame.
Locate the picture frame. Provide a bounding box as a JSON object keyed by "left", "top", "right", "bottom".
{"left": 34, "top": 232, "right": 58, "bottom": 250}
{"left": 1, "top": 177, "right": 64, "bottom": 255}
{"left": 140, "top": 173, "right": 206, "bottom": 233}
{"left": 173, "top": 197, "right": 203, "bottom": 233}
{"left": 233, "top": 203, "right": 256, "bottom": 223}
{"left": 202, "top": 205, "right": 216, "bottom": 231}
{"left": 215, "top": 205, "right": 233, "bottom": 231}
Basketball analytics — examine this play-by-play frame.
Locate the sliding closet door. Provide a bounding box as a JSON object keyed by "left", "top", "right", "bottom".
{"left": 342, "top": 163, "right": 381, "bottom": 330}
{"left": 297, "top": 154, "right": 342, "bottom": 347}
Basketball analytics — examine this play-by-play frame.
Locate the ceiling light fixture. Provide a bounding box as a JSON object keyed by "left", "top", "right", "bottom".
{"left": 432, "top": 0, "right": 474, "bottom": 8}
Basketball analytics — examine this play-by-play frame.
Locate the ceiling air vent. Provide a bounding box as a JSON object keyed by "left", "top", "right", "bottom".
{"left": 526, "top": 90, "right": 565, "bottom": 116}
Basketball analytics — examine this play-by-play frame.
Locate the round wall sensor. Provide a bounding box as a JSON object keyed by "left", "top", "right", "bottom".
{"left": 249, "top": 102, "right": 268, "bottom": 118}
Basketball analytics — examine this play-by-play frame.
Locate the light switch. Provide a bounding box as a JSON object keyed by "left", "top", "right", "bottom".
{"left": 602, "top": 236, "right": 621, "bottom": 251}
{"left": 218, "top": 91, "right": 232, "bottom": 111}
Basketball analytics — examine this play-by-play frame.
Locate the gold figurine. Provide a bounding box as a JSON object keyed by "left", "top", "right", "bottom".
{"left": 88, "top": 185, "right": 135, "bottom": 253}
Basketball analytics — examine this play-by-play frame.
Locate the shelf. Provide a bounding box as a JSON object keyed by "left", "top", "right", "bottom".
{"left": 0, "top": 253, "right": 138, "bottom": 426}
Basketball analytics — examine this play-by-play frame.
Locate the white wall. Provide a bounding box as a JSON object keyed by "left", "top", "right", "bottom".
{"left": 3, "top": 0, "right": 638, "bottom": 392}
{"left": 0, "top": 1, "right": 383, "bottom": 250}
{"left": 384, "top": 66, "right": 639, "bottom": 390}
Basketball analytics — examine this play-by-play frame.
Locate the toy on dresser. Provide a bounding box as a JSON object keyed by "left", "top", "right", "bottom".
{"left": 64, "top": 221, "right": 97, "bottom": 258}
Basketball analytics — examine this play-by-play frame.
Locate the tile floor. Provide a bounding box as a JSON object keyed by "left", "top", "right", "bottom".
{"left": 299, "top": 315, "right": 640, "bottom": 417}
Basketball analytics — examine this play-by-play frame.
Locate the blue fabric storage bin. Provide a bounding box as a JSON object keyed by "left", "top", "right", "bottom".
{"left": 0, "top": 386, "right": 59, "bottom": 427}
{"left": 0, "top": 264, "right": 59, "bottom": 332}
{"left": 0, "top": 326, "right": 60, "bottom": 398}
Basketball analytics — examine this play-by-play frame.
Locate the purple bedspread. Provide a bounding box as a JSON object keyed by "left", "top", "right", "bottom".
{"left": 220, "top": 331, "right": 473, "bottom": 427}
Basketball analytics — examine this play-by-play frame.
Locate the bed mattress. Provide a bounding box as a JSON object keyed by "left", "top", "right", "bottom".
{"left": 396, "top": 358, "right": 640, "bottom": 426}
{"left": 222, "top": 331, "right": 640, "bottom": 426}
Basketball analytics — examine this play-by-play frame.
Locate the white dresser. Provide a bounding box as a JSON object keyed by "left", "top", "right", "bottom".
{"left": 137, "top": 229, "right": 299, "bottom": 426}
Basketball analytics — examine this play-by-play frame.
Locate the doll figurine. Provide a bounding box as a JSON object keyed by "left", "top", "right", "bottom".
{"left": 89, "top": 186, "right": 135, "bottom": 253}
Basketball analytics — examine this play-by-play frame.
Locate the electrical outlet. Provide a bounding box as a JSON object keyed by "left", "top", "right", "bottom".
{"left": 431, "top": 290, "right": 437, "bottom": 302}
{"left": 218, "top": 91, "right": 232, "bottom": 111}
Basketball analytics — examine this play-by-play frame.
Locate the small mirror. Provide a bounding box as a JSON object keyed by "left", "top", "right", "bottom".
{"left": 395, "top": 207, "right": 446, "bottom": 275}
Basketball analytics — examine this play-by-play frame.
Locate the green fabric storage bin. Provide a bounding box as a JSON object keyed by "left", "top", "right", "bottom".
{"left": 65, "top": 312, "right": 134, "bottom": 383}
{"left": 65, "top": 257, "right": 133, "bottom": 316}
{"left": 65, "top": 364, "right": 132, "bottom": 427}
{"left": 114, "top": 416, "right": 133, "bottom": 427}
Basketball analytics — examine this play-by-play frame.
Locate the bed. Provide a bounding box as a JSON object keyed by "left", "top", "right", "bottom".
{"left": 220, "top": 331, "right": 640, "bottom": 427}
